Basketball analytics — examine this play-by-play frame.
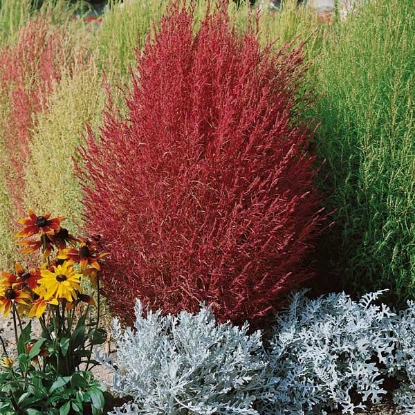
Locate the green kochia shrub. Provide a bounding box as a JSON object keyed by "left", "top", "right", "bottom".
{"left": 96, "top": 0, "right": 169, "bottom": 80}
{"left": 314, "top": 0, "right": 415, "bottom": 304}
{"left": 24, "top": 64, "right": 105, "bottom": 234}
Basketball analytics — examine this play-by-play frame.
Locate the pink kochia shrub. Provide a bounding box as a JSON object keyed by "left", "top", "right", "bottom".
{"left": 0, "top": 16, "right": 75, "bottom": 219}
{"left": 80, "top": 1, "right": 326, "bottom": 326}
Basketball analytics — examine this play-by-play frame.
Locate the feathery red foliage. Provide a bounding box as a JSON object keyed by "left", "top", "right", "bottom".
{"left": 79, "top": 1, "right": 326, "bottom": 326}
{"left": 0, "top": 16, "right": 74, "bottom": 219}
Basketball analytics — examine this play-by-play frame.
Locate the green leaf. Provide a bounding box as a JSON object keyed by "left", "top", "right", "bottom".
{"left": 17, "top": 395, "right": 44, "bottom": 409}
{"left": 59, "top": 337, "right": 71, "bottom": 357}
{"left": 59, "top": 401, "right": 71, "bottom": 415}
{"left": 18, "top": 353, "right": 31, "bottom": 373}
{"left": 90, "top": 385, "right": 105, "bottom": 410}
{"left": 49, "top": 376, "right": 70, "bottom": 393}
{"left": 71, "top": 400, "right": 83, "bottom": 413}
{"left": 17, "top": 321, "right": 32, "bottom": 355}
{"left": 71, "top": 314, "right": 87, "bottom": 350}
{"left": 17, "top": 392, "right": 30, "bottom": 405}
{"left": 92, "top": 405, "right": 104, "bottom": 415}
{"left": 28, "top": 375, "right": 48, "bottom": 399}
{"left": 28, "top": 338, "right": 47, "bottom": 359}
{"left": 27, "top": 409, "right": 44, "bottom": 415}
{"left": 90, "top": 328, "right": 106, "bottom": 345}
{"left": 70, "top": 372, "right": 89, "bottom": 389}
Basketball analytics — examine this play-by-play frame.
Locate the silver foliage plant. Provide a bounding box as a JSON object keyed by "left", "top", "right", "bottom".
{"left": 98, "top": 300, "right": 272, "bottom": 415}
{"left": 259, "top": 290, "right": 398, "bottom": 414}
{"left": 390, "top": 300, "right": 415, "bottom": 413}
{"left": 98, "top": 292, "right": 415, "bottom": 415}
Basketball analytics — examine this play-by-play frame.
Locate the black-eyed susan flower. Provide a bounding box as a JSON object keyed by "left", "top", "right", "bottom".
{"left": 65, "top": 292, "right": 96, "bottom": 311}
{"left": 82, "top": 267, "right": 100, "bottom": 288}
{"left": 57, "top": 241, "right": 109, "bottom": 271}
{"left": 15, "top": 209, "right": 65, "bottom": 238}
{"left": 78, "top": 293, "right": 96, "bottom": 307}
{"left": 13, "top": 264, "right": 41, "bottom": 291}
{"left": 0, "top": 270, "right": 19, "bottom": 288}
{"left": 28, "top": 286, "right": 59, "bottom": 319}
{"left": 26, "top": 342, "right": 49, "bottom": 363}
{"left": 38, "top": 262, "right": 82, "bottom": 302}
{"left": 0, "top": 287, "right": 31, "bottom": 317}
{"left": 48, "top": 227, "right": 79, "bottom": 250}
{"left": 17, "top": 234, "right": 53, "bottom": 258}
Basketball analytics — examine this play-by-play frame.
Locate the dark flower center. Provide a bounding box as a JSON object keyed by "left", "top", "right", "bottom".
{"left": 5, "top": 289, "right": 16, "bottom": 300}
{"left": 36, "top": 216, "right": 48, "bottom": 228}
{"left": 79, "top": 246, "right": 91, "bottom": 258}
{"left": 56, "top": 274, "right": 67, "bottom": 282}
{"left": 55, "top": 228, "right": 69, "bottom": 240}
{"left": 20, "top": 272, "right": 31, "bottom": 281}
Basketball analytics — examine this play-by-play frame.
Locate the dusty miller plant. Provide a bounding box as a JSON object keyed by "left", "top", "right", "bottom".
{"left": 389, "top": 301, "right": 415, "bottom": 413}
{"left": 258, "top": 290, "right": 398, "bottom": 415}
{"left": 99, "top": 291, "right": 415, "bottom": 415}
{"left": 97, "top": 300, "right": 272, "bottom": 415}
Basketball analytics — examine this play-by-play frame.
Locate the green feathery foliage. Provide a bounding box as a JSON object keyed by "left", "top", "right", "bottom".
{"left": 314, "top": 0, "right": 415, "bottom": 305}
{"left": 0, "top": 0, "right": 32, "bottom": 46}
{"left": 95, "top": 0, "right": 169, "bottom": 81}
{"left": 24, "top": 63, "right": 105, "bottom": 234}
{"left": 257, "top": 0, "right": 326, "bottom": 58}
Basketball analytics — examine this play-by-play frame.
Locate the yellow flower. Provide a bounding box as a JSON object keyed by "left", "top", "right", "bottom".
{"left": 38, "top": 262, "right": 82, "bottom": 302}
{"left": 0, "top": 356, "right": 14, "bottom": 369}
{"left": 0, "top": 287, "right": 31, "bottom": 317}
{"left": 28, "top": 286, "right": 59, "bottom": 319}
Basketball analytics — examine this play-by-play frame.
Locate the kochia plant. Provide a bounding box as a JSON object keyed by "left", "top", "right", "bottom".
{"left": 313, "top": 0, "right": 415, "bottom": 304}
{"left": 80, "top": 0, "right": 325, "bottom": 326}
{"left": 0, "top": 11, "right": 90, "bottom": 270}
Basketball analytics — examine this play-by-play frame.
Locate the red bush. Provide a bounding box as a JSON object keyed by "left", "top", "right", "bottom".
{"left": 79, "top": 1, "right": 326, "bottom": 326}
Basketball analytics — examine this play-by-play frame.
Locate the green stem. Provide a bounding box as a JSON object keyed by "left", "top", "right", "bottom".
{"left": 96, "top": 272, "right": 101, "bottom": 333}
{"left": 11, "top": 303, "right": 19, "bottom": 349}
{"left": 52, "top": 304, "right": 61, "bottom": 375}
{"left": 15, "top": 305, "right": 23, "bottom": 333}
{"left": 0, "top": 336, "right": 8, "bottom": 356}
{"left": 86, "top": 273, "right": 101, "bottom": 371}
{"left": 39, "top": 315, "right": 49, "bottom": 339}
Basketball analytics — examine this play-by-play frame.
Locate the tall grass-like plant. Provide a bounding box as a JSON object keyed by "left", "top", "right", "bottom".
{"left": 96, "top": 0, "right": 170, "bottom": 81}
{"left": 313, "top": 0, "right": 415, "bottom": 303}
{"left": 0, "top": 0, "right": 32, "bottom": 46}
{"left": 24, "top": 63, "right": 105, "bottom": 234}
{"left": 257, "top": 0, "right": 326, "bottom": 60}
{"left": 80, "top": 0, "right": 325, "bottom": 327}
{"left": 0, "top": 0, "right": 83, "bottom": 47}
{"left": 0, "top": 12, "right": 90, "bottom": 270}
{"left": 0, "top": 16, "right": 63, "bottom": 269}
{"left": 96, "top": 0, "right": 253, "bottom": 86}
